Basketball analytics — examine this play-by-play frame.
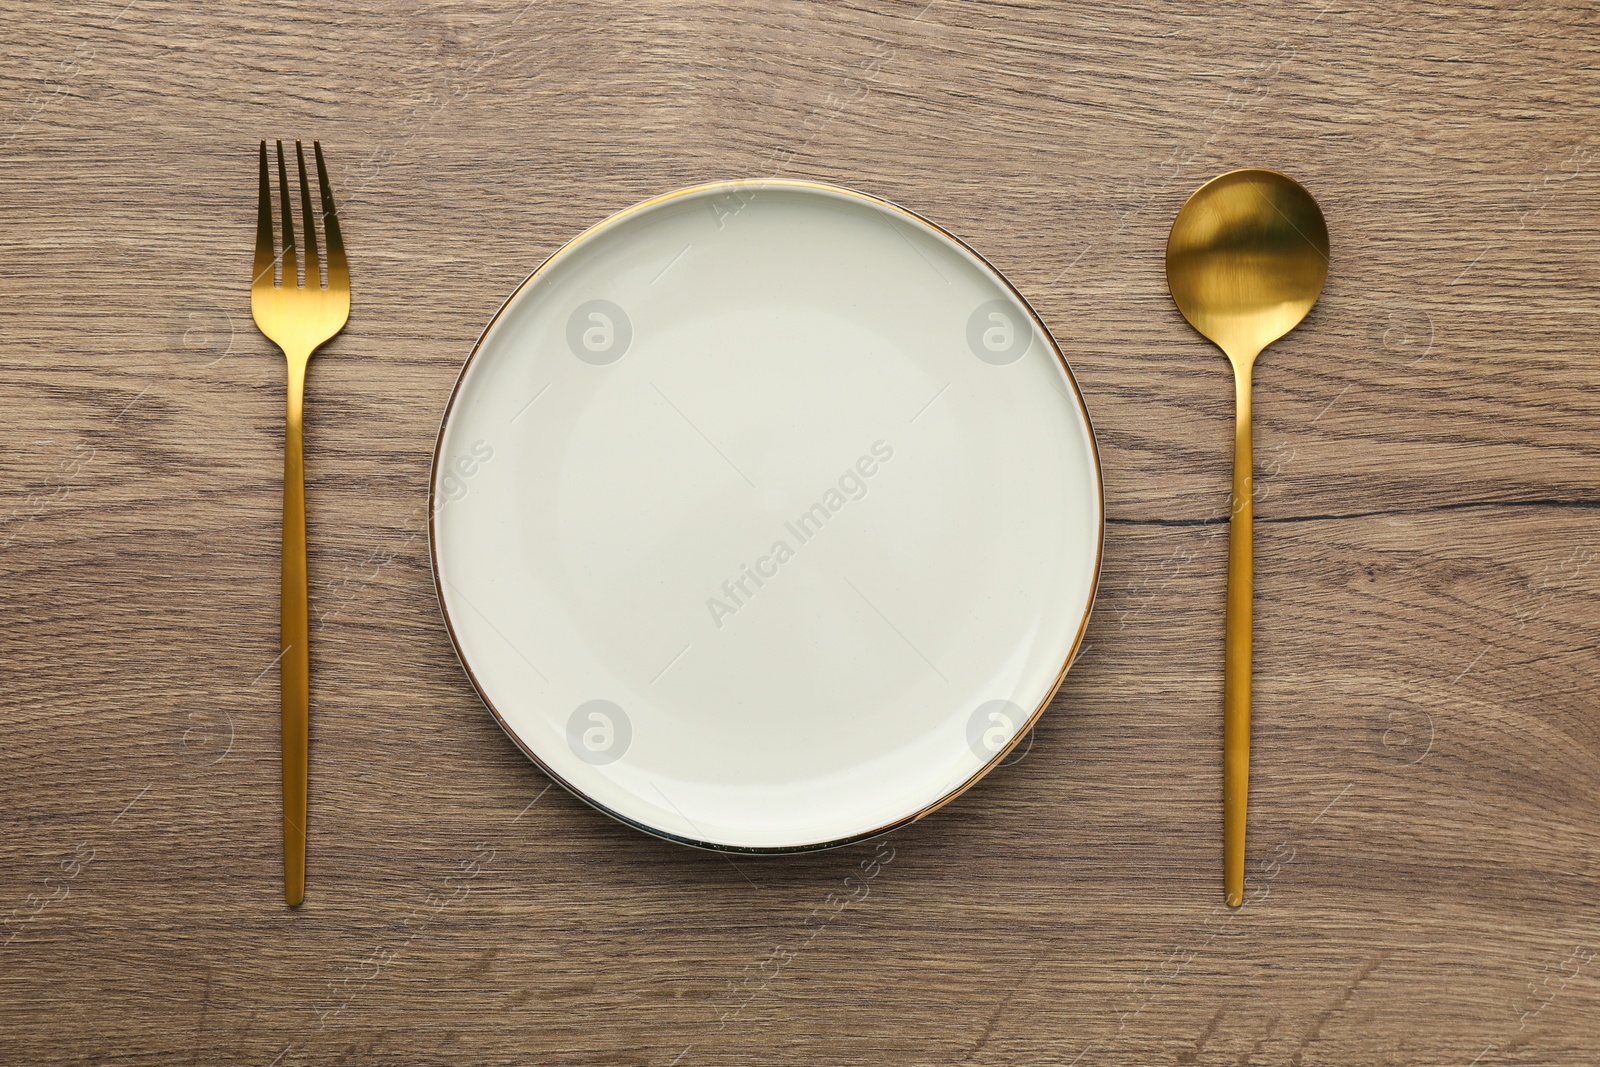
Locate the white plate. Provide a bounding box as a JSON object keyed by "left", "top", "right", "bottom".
{"left": 430, "top": 181, "right": 1102, "bottom": 851}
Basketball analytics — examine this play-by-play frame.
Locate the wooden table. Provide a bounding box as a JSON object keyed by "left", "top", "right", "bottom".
{"left": 4, "top": 2, "right": 1598, "bottom": 1063}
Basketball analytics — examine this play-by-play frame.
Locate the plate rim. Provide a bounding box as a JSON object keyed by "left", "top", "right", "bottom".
{"left": 427, "top": 178, "right": 1105, "bottom": 853}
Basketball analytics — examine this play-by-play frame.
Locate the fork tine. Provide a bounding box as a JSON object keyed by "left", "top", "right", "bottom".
{"left": 254, "top": 141, "right": 275, "bottom": 288}
{"left": 295, "top": 141, "right": 321, "bottom": 290}
{"left": 312, "top": 142, "right": 348, "bottom": 289}
{"left": 276, "top": 140, "right": 299, "bottom": 288}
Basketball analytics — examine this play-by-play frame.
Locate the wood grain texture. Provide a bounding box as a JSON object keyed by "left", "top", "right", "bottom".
{"left": 3, "top": 1, "right": 1598, "bottom": 1064}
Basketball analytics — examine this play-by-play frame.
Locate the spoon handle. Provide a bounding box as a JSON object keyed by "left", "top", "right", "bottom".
{"left": 1224, "top": 362, "right": 1254, "bottom": 907}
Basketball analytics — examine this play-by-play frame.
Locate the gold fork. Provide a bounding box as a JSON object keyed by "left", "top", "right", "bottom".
{"left": 251, "top": 140, "right": 349, "bottom": 907}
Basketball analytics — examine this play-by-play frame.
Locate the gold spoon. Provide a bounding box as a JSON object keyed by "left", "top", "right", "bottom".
{"left": 1165, "top": 169, "right": 1329, "bottom": 908}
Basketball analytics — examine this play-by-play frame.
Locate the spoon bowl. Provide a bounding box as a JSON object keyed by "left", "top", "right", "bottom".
{"left": 1168, "top": 169, "right": 1329, "bottom": 364}
{"left": 1166, "top": 169, "right": 1328, "bottom": 908}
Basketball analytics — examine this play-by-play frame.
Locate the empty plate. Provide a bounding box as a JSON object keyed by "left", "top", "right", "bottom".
{"left": 430, "top": 180, "right": 1102, "bottom": 851}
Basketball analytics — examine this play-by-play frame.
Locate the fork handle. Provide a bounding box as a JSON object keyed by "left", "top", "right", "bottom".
{"left": 1224, "top": 359, "right": 1254, "bottom": 908}
{"left": 281, "top": 355, "right": 310, "bottom": 907}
